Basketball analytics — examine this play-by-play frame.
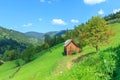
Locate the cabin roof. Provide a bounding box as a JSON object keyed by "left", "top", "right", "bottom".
{"left": 64, "top": 39, "right": 72, "bottom": 47}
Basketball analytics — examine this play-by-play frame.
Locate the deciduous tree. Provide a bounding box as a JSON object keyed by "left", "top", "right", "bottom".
{"left": 82, "top": 16, "right": 114, "bottom": 52}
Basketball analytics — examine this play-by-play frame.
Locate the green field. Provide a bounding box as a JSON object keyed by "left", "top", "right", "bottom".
{"left": 0, "top": 23, "right": 120, "bottom": 80}
{"left": 0, "top": 43, "right": 64, "bottom": 80}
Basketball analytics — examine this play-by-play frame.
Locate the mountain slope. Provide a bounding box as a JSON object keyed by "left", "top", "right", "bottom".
{"left": 25, "top": 31, "right": 44, "bottom": 39}
{"left": 0, "top": 43, "right": 64, "bottom": 80}
{"left": 0, "top": 26, "right": 42, "bottom": 45}
{"left": 55, "top": 30, "right": 66, "bottom": 36}
{"left": 0, "top": 23, "right": 119, "bottom": 80}
{"left": 25, "top": 30, "right": 66, "bottom": 40}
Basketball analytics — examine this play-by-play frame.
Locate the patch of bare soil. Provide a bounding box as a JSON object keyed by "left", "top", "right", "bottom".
{"left": 66, "top": 52, "right": 95, "bottom": 69}
{"left": 72, "top": 52, "right": 95, "bottom": 63}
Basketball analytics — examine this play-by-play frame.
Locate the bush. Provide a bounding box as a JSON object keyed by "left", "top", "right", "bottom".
{"left": 16, "top": 59, "right": 26, "bottom": 67}
{"left": 72, "top": 51, "right": 77, "bottom": 55}
{"left": 0, "top": 60, "right": 4, "bottom": 65}
{"left": 21, "top": 46, "right": 35, "bottom": 63}
{"left": 3, "top": 50, "right": 17, "bottom": 61}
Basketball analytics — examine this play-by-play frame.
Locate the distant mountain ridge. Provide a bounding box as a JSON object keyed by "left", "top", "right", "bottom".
{"left": 25, "top": 31, "right": 45, "bottom": 40}
{"left": 55, "top": 30, "right": 66, "bottom": 36}
{"left": 0, "top": 25, "right": 66, "bottom": 45}
{"left": 25, "top": 30, "right": 66, "bottom": 40}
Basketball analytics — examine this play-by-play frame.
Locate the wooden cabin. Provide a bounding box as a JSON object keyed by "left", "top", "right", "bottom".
{"left": 64, "top": 39, "right": 81, "bottom": 55}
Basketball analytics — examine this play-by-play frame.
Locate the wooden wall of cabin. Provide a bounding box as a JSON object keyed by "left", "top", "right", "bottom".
{"left": 65, "top": 42, "right": 80, "bottom": 55}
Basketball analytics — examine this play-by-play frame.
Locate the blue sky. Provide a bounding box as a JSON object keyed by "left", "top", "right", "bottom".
{"left": 0, "top": 0, "right": 120, "bottom": 33}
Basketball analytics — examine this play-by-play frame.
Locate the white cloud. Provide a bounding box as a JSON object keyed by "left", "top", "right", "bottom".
{"left": 98, "top": 9, "right": 104, "bottom": 15}
{"left": 71, "top": 19, "right": 79, "bottom": 23}
{"left": 84, "top": 0, "right": 106, "bottom": 5}
{"left": 23, "top": 23, "right": 32, "bottom": 27}
{"left": 40, "top": 0, "right": 45, "bottom": 3}
{"left": 38, "top": 18, "right": 42, "bottom": 21}
{"left": 113, "top": 8, "right": 120, "bottom": 14}
{"left": 40, "top": 0, "right": 53, "bottom": 4}
{"left": 52, "top": 19, "right": 66, "bottom": 25}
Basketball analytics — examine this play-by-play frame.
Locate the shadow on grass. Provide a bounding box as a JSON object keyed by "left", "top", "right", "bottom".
{"left": 102, "top": 45, "right": 120, "bottom": 80}
{"left": 72, "top": 52, "right": 96, "bottom": 63}
{"left": 111, "top": 45, "right": 120, "bottom": 80}
{"left": 62, "top": 52, "right": 66, "bottom": 56}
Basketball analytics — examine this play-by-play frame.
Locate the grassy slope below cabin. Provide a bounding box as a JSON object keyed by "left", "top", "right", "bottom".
{"left": 0, "top": 43, "right": 64, "bottom": 80}
{"left": 0, "top": 23, "right": 119, "bottom": 80}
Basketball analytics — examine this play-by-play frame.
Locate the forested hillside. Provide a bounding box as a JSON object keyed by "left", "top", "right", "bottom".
{"left": 0, "top": 26, "right": 43, "bottom": 63}
{"left": 0, "top": 26, "right": 42, "bottom": 45}
{"left": 0, "top": 38, "right": 26, "bottom": 54}
{"left": 104, "top": 11, "right": 120, "bottom": 23}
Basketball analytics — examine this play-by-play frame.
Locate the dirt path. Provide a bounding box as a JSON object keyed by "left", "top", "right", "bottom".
{"left": 66, "top": 61, "right": 73, "bottom": 69}
{"left": 3, "top": 66, "right": 21, "bottom": 80}
{"left": 72, "top": 52, "right": 95, "bottom": 63}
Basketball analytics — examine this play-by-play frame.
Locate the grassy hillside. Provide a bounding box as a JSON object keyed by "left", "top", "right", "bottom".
{"left": 47, "top": 23, "right": 120, "bottom": 80}
{"left": 0, "top": 43, "right": 64, "bottom": 80}
{"left": 0, "top": 43, "right": 94, "bottom": 80}
{"left": 0, "top": 23, "right": 119, "bottom": 80}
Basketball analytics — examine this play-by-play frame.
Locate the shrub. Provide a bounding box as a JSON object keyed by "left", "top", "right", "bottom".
{"left": 72, "top": 51, "right": 78, "bottom": 55}
{"left": 16, "top": 59, "right": 26, "bottom": 67}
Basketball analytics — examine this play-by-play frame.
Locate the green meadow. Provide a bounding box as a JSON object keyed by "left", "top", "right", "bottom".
{"left": 0, "top": 23, "right": 120, "bottom": 80}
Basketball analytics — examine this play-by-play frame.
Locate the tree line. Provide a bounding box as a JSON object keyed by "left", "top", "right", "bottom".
{"left": 104, "top": 11, "right": 120, "bottom": 23}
